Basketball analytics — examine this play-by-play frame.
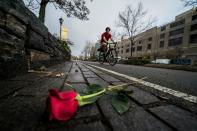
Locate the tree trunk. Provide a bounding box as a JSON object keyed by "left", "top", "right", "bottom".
{"left": 130, "top": 38, "right": 133, "bottom": 57}
{"left": 39, "top": 0, "right": 49, "bottom": 23}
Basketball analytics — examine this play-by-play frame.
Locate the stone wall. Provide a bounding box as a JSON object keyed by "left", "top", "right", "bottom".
{"left": 0, "top": 0, "right": 71, "bottom": 79}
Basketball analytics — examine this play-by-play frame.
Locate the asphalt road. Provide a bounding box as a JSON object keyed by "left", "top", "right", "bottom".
{"left": 83, "top": 61, "right": 197, "bottom": 96}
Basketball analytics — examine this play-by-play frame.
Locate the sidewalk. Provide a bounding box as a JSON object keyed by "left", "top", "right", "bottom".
{"left": 145, "top": 64, "right": 197, "bottom": 72}
{"left": 0, "top": 62, "right": 197, "bottom": 131}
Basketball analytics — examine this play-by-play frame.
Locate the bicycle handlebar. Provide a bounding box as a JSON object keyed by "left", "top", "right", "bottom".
{"left": 108, "top": 42, "right": 117, "bottom": 45}
{"left": 108, "top": 42, "right": 117, "bottom": 48}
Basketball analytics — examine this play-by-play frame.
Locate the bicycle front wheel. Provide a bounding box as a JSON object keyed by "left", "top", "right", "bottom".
{"left": 108, "top": 49, "right": 118, "bottom": 66}
{"left": 98, "top": 51, "right": 105, "bottom": 64}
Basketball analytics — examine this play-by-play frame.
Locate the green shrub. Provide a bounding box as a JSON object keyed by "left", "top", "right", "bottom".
{"left": 88, "top": 58, "right": 98, "bottom": 62}
{"left": 122, "top": 59, "right": 150, "bottom": 65}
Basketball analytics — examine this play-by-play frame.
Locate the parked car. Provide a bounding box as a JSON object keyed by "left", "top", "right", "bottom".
{"left": 151, "top": 59, "right": 171, "bottom": 64}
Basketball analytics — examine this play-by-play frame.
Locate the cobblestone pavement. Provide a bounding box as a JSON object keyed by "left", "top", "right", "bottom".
{"left": 0, "top": 62, "right": 197, "bottom": 131}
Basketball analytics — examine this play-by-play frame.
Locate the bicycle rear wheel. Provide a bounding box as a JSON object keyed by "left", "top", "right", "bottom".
{"left": 98, "top": 51, "right": 105, "bottom": 64}
{"left": 108, "top": 49, "right": 118, "bottom": 66}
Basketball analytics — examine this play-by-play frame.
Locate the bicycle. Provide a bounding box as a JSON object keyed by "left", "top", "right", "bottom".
{"left": 98, "top": 42, "right": 118, "bottom": 66}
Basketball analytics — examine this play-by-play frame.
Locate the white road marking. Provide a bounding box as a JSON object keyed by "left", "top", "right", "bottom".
{"left": 88, "top": 64, "right": 197, "bottom": 104}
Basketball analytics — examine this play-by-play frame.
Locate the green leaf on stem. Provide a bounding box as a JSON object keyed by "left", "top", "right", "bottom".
{"left": 111, "top": 93, "right": 130, "bottom": 115}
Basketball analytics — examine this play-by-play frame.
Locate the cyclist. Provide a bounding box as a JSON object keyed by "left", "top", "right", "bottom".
{"left": 100, "top": 27, "right": 115, "bottom": 52}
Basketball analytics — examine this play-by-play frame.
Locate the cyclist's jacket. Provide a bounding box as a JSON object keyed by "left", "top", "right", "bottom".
{"left": 101, "top": 32, "right": 112, "bottom": 43}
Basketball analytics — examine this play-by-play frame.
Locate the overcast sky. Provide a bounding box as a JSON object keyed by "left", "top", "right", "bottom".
{"left": 43, "top": 0, "right": 190, "bottom": 56}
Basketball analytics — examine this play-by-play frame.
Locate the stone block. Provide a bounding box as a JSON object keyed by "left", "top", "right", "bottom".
{"left": 81, "top": 68, "right": 90, "bottom": 72}
{"left": 66, "top": 64, "right": 85, "bottom": 83}
{"left": 28, "top": 30, "right": 45, "bottom": 51}
{"left": 0, "top": 10, "right": 6, "bottom": 27}
{"left": 30, "top": 49, "right": 50, "bottom": 62}
{"left": 0, "top": 0, "right": 48, "bottom": 38}
{"left": 97, "top": 95, "right": 129, "bottom": 131}
{"left": 37, "top": 121, "right": 106, "bottom": 131}
{"left": 91, "top": 69, "right": 105, "bottom": 74}
{"left": 0, "top": 28, "right": 24, "bottom": 50}
{"left": 17, "top": 77, "right": 64, "bottom": 96}
{"left": 63, "top": 83, "right": 88, "bottom": 93}
{"left": 150, "top": 105, "right": 197, "bottom": 131}
{"left": 69, "top": 121, "right": 106, "bottom": 131}
{"left": 6, "top": 14, "right": 26, "bottom": 37}
{"left": 70, "top": 64, "right": 81, "bottom": 74}
{"left": 86, "top": 77, "right": 109, "bottom": 87}
{"left": 83, "top": 71, "right": 98, "bottom": 78}
{"left": 99, "top": 74, "right": 120, "bottom": 82}
{"left": 75, "top": 104, "right": 100, "bottom": 119}
{"left": 67, "top": 73, "right": 85, "bottom": 83}
{"left": 0, "top": 96, "right": 45, "bottom": 131}
{"left": 127, "top": 86, "right": 160, "bottom": 105}
{"left": 9, "top": 72, "right": 43, "bottom": 82}
{"left": 0, "top": 54, "right": 27, "bottom": 79}
{"left": 0, "top": 80, "right": 30, "bottom": 98}
{"left": 98, "top": 95, "right": 172, "bottom": 131}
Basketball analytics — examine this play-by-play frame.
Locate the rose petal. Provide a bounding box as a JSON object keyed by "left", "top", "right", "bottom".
{"left": 47, "top": 89, "right": 78, "bottom": 121}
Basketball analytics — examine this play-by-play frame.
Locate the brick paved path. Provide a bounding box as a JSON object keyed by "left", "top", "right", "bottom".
{"left": 0, "top": 62, "right": 196, "bottom": 131}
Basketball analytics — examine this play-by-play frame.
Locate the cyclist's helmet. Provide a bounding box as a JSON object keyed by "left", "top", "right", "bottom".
{"left": 105, "top": 27, "right": 111, "bottom": 31}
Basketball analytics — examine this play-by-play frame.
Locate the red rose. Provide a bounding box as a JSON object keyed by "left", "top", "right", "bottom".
{"left": 47, "top": 86, "right": 106, "bottom": 122}
{"left": 46, "top": 83, "right": 129, "bottom": 122}
{"left": 47, "top": 89, "right": 78, "bottom": 121}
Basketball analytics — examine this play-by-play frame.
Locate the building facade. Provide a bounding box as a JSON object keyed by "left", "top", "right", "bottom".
{"left": 117, "top": 8, "right": 197, "bottom": 64}
{"left": 61, "top": 26, "right": 69, "bottom": 41}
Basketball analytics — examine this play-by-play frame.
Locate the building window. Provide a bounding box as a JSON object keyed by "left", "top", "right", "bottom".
{"left": 121, "top": 50, "right": 123, "bottom": 54}
{"left": 132, "top": 47, "right": 135, "bottom": 52}
{"left": 169, "top": 28, "right": 184, "bottom": 36}
{"left": 139, "top": 40, "right": 142, "bottom": 44}
{"left": 126, "top": 48, "right": 130, "bottom": 53}
{"left": 160, "top": 41, "right": 164, "bottom": 48}
{"left": 168, "top": 37, "right": 183, "bottom": 46}
{"left": 137, "top": 46, "right": 142, "bottom": 51}
{"left": 161, "top": 26, "right": 166, "bottom": 31}
{"left": 147, "top": 44, "right": 151, "bottom": 49}
{"left": 160, "top": 33, "right": 165, "bottom": 39}
{"left": 170, "top": 19, "right": 185, "bottom": 28}
{"left": 148, "top": 37, "right": 152, "bottom": 41}
{"left": 191, "top": 24, "right": 197, "bottom": 31}
{"left": 122, "top": 46, "right": 123, "bottom": 48}
{"left": 192, "top": 14, "right": 197, "bottom": 21}
{"left": 127, "top": 44, "right": 130, "bottom": 47}
{"left": 190, "top": 34, "right": 197, "bottom": 43}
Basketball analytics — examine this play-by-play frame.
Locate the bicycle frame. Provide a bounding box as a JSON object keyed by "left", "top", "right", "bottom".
{"left": 98, "top": 42, "right": 118, "bottom": 66}
{"left": 106, "top": 42, "right": 117, "bottom": 55}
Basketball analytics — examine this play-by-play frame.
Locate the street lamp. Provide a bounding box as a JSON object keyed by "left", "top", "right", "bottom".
{"left": 59, "top": 17, "right": 64, "bottom": 40}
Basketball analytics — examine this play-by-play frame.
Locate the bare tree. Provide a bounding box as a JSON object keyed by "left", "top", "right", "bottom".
{"left": 24, "top": 0, "right": 92, "bottom": 23}
{"left": 117, "top": 2, "right": 155, "bottom": 57}
{"left": 181, "top": 0, "right": 197, "bottom": 7}
{"left": 90, "top": 46, "right": 96, "bottom": 59}
{"left": 111, "top": 30, "right": 122, "bottom": 42}
{"left": 83, "top": 41, "right": 92, "bottom": 60}
{"left": 25, "top": 0, "right": 40, "bottom": 13}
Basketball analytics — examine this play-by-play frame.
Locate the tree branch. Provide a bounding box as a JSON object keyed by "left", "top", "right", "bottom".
{"left": 117, "top": 2, "right": 156, "bottom": 56}
{"left": 181, "top": 0, "right": 197, "bottom": 7}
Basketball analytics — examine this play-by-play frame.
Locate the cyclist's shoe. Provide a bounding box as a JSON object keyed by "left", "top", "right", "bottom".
{"left": 97, "top": 48, "right": 101, "bottom": 51}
